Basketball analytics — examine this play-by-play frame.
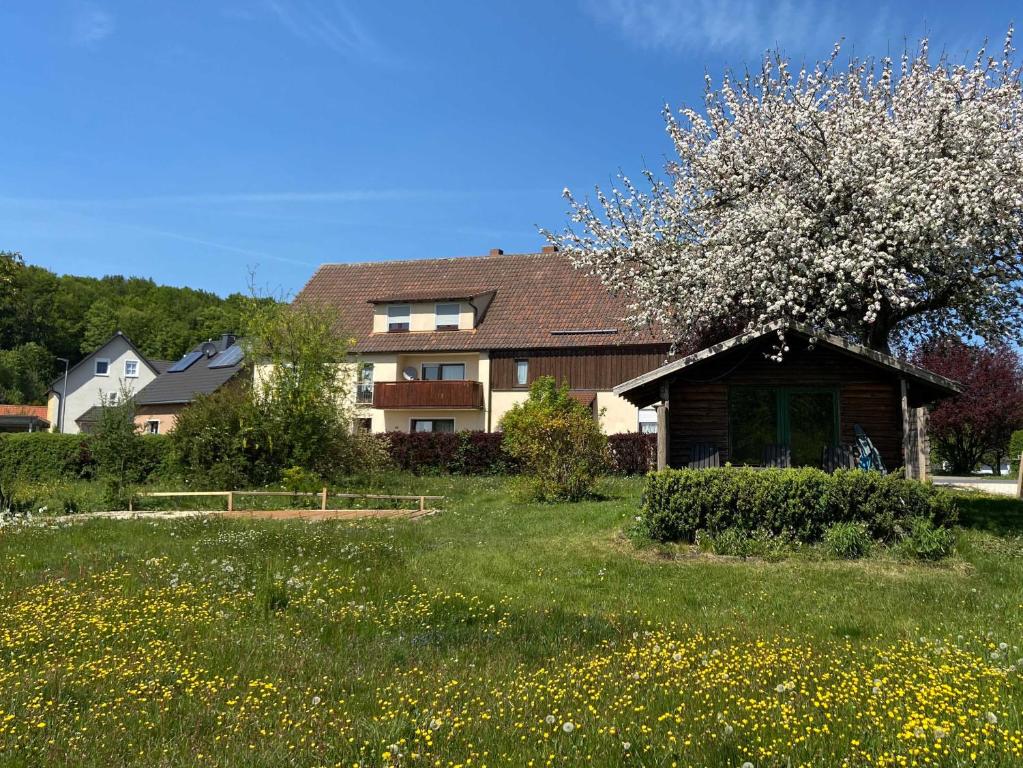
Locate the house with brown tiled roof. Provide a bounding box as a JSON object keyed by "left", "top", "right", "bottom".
{"left": 296, "top": 247, "right": 671, "bottom": 434}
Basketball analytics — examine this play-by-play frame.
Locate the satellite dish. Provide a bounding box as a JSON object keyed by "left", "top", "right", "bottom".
{"left": 402, "top": 366, "right": 418, "bottom": 381}
{"left": 200, "top": 342, "right": 218, "bottom": 358}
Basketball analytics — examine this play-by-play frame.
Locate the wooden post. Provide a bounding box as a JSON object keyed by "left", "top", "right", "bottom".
{"left": 227, "top": 492, "right": 233, "bottom": 513}
{"left": 656, "top": 380, "right": 670, "bottom": 471}
{"left": 321, "top": 487, "right": 328, "bottom": 511}
{"left": 419, "top": 495, "right": 426, "bottom": 513}
{"left": 1017, "top": 452, "right": 1023, "bottom": 500}
{"left": 899, "top": 378, "right": 918, "bottom": 481}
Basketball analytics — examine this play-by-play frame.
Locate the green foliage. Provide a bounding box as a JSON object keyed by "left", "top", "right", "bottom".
{"left": 89, "top": 392, "right": 146, "bottom": 507}
{"left": 898, "top": 517, "right": 958, "bottom": 561}
{"left": 168, "top": 383, "right": 258, "bottom": 489}
{"left": 642, "top": 467, "right": 957, "bottom": 544}
{"left": 1009, "top": 430, "right": 1023, "bottom": 468}
{"left": 280, "top": 466, "right": 325, "bottom": 493}
{"left": 0, "top": 256, "right": 269, "bottom": 404}
{"left": 499, "top": 376, "right": 608, "bottom": 501}
{"left": 0, "top": 342, "right": 53, "bottom": 404}
{"left": 0, "top": 433, "right": 94, "bottom": 481}
{"left": 696, "top": 527, "right": 795, "bottom": 560}
{"left": 245, "top": 301, "right": 378, "bottom": 480}
{"left": 823, "top": 521, "right": 873, "bottom": 559}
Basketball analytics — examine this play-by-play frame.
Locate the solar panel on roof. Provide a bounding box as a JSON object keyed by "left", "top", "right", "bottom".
{"left": 167, "top": 350, "right": 202, "bottom": 373}
{"left": 208, "top": 345, "right": 243, "bottom": 369}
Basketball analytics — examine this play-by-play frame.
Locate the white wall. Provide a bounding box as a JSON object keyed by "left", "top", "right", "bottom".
{"left": 50, "top": 336, "right": 159, "bottom": 434}
{"left": 372, "top": 301, "right": 475, "bottom": 333}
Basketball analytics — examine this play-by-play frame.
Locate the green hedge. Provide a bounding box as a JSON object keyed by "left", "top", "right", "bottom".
{"left": 0, "top": 432, "right": 172, "bottom": 483}
{"left": 642, "top": 467, "right": 957, "bottom": 543}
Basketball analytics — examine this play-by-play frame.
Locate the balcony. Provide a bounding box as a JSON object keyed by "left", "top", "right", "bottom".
{"left": 373, "top": 380, "right": 485, "bottom": 410}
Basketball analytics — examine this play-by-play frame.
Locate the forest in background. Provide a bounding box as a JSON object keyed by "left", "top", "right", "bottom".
{"left": 0, "top": 251, "right": 259, "bottom": 405}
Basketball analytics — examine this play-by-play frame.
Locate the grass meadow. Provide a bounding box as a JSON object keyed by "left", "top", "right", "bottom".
{"left": 1, "top": 475, "right": 1022, "bottom": 767}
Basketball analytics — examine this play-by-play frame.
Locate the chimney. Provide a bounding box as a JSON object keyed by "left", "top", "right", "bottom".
{"left": 220, "top": 333, "right": 237, "bottom": 350}
{"left": 541, "top": 245, "right": 558, "bottom": 254}
{"left": 489, "top": 248, "right": 504, "bottom": 256}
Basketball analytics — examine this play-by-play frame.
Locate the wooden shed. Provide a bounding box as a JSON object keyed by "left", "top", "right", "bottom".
{"left": 613, "top": 321, "right": 962, "bottom": 480}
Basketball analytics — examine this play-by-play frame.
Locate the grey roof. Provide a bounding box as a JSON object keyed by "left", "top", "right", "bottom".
{"left": 134, "top": 339, "right": 245, "bottom": 406}
{"left": 75, "top": 405, "right": 104, "bottom": 425}
{"left": 613, "top": 319, "right": 963, "bottom": 403}
{"left": 49, "top": 331, "right": 163, "bottom": 389}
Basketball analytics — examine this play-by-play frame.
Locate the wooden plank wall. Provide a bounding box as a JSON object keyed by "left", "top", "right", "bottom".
{"left": 490, "top": 346, "right": 670, "bottom": 390}
{"left": 667, "top": 342, "right": 904, "bottom": 470}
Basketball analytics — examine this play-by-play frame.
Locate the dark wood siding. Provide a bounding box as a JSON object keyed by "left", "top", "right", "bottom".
{"left": 490, "top": 346, "right": 670, "bottom": 390}
{"left": 667, "top": 342, "right": 903, "bottom": 470}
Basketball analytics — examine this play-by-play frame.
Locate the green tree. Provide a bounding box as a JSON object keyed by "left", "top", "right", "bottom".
{"left": 89, "top": 389, "right": 144, "bottom": 507}
{"left": 169, "top": 382, "right": 258, "bottom": 489}
{"left": 245, "top": 300, "right": 365, "bottom": 479}
{"left": 500, "top": 376, "right": 608, "bottom": 501}
{"left": 0, "top": 343, "right": 54, "bottom": 404}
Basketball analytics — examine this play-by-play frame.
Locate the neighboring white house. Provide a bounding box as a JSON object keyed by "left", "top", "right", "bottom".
{"left": 46, "top": 332, "right": 168, "bottom": 434}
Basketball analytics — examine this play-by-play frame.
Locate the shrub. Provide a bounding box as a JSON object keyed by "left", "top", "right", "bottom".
{"left": 697, "top": 526, "right": 794, "bottom": 560}
{"left": 379, "top": 431, "right": 513, "bottom": 475}
{"left": 898, "top": 516, "right": 957, "bottom": 561}
{"left": 823, "top": 521, "right": 872, "bottom": 559}
{"left": 90, "top": 393, "right": 148, "bottom": 508}
{"left": 169, "top": 383, "right": 259, "bottom": 489}
{"left": 0, "top": 433, "right": 94, "bottom": 481}
{"left": 500, "top": 377, "right": 608, "bottom": 501}
{"left": 643, "top": 467, "right": 957, "bottom": 544}
{"left": 1009, "top": 429, "right": 1023, "bottom": 469}
{"left": 607, "top": 433, "right": 656, "bottom": 475}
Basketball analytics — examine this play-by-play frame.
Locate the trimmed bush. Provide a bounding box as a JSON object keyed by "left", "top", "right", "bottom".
{"left": 0, "top": 433, "right": 95, "bottom": 481}
{"left": 607, "top": 433, "right": 656, "bottom": 475}
{"left": 0, "top": 432, "right": 171, "bottom": 484}
{"left": 642, "top": 467, "right": 957, "bottom": 544}
{"left": 379, "top": 431, "right": 514, "bottom": 475}
{"left": 823, "top": 521, "right": 872, "bottom": 559}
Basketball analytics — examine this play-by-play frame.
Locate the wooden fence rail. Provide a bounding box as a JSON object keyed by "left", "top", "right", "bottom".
{"left": 129, "top": 488, "right": 444, "bottom": 516}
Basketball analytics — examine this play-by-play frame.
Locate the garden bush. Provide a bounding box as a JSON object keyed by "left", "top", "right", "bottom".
{"left": 0, "top": 432, "right": 94, "bottom": 481}
{"left": 500, "top": 377, "right": 608, "bottom": 501}
{"left": 1009, "top": 429, "right": 1023, "bottom": 468}
{"left": 823, "top": 521, "right": 872, "bottom": 559}
{"left": 642, "top": 467, "right": 957, "bottom": 544}
{"left": 607, "top": 433, "right": 656, "bottom": 475}
{"left": 898, "top": 516, "right": 958, "bottom": 561}
{"left": 379, "top": 431, "right": 513, "bottom": 475}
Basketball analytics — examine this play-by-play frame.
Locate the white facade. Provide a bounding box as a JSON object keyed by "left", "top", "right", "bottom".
{"left": 46, "top": 334, "right": 160, "bottom": 434}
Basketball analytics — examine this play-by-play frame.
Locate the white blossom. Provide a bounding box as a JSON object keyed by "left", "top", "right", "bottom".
{"left": 546, "top": 31, "right": 1023, "bottom": 355}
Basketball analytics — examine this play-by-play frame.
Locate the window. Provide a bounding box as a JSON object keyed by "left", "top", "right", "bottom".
{"left": 387, "top": 304, "right": 411, "bottom": 332}
{"left": 353, "top": 417, "right": 372, "bottom": 433}
{"left": 356, "top": 363, "right": 374, "bottom": 404}
{"left": 422, "top": 363, "right": 465, "bottom": 381}
{"left": 145, "top": 420, "right": 160, "bottom": 435}
{"left": 729, "top": 387, "right": 838, "bottom": 468}
{"left": 638, "top": 407, "right": 658, "bottom": 434}
{"left": 411, "top": 418, "right": 455, "bottom": 433}
{"left": 515, "top": 359, "right": 528, "bottom": 387}
{"left": 95, "top": 358, "right": 110, "bottom": 376}
{"left": 435, "top": 303, "right": 461, "bottom": 331}
{"left": 106, "top": 392, "right": 119, "bottom": 405}
{"left": 124, "top": 360, "right": 139, "bottom": 378}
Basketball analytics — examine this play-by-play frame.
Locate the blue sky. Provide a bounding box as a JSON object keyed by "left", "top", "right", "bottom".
{"left": 0, "top": 1, "right": 1017, "bottom": 297}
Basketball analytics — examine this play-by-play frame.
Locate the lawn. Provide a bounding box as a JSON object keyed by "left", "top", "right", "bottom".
{"left": 1, "top": 475, "right": 1022, "bottom": 767}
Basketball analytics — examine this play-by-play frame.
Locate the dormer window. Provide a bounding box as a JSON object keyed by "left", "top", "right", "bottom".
{"left": 435, "top": 303, "right": 460, "bottom": 331}
{"left": 387, "top": 304, "right": 410, "bottom": 332}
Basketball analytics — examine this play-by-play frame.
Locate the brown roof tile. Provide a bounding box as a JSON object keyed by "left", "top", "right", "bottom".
{"left": 0, "top": 405, "right": 48, "bottom": 419}
{"left": 295, "top": 251, "right": 666, "bottom": 352}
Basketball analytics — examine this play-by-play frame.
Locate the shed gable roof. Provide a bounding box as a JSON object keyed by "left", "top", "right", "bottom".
{"left": 613, "top": 320, "right": 963, "bottom": 405}
{"left": 295, "top": 251, "right": 666, "bottom": 352}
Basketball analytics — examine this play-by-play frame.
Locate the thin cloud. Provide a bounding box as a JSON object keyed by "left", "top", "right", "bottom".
{"left": 0, "top": 189, "right": 445, "bottom": 208}
{"left": 71, "top": 2, "right": 115, "bottom": 48}
{"left": 583, "top": 0, "right": 896, "bottom": 58}
{"left": 261, "top": 0, "right": 394, "bottom": 64}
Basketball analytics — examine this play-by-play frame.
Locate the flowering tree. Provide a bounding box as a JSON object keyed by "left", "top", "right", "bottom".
{"left": 547, "top": 33, "right": 1023, "bottom": 354}
{"left": 913, "top": 339, "right": 1023, "bottom": 474}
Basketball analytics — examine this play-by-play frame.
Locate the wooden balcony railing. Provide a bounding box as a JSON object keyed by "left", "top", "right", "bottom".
{"left": 373, "top": 380, "right": 485, "bottom": 410}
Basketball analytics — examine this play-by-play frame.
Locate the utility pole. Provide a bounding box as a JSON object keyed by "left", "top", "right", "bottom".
{"left": 56, "top": 357, "right": 69, "bottom": 433}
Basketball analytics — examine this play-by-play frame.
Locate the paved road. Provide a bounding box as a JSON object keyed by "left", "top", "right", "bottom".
{"left": 932, "top": 475, "right": 1019, "bottom": 497}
